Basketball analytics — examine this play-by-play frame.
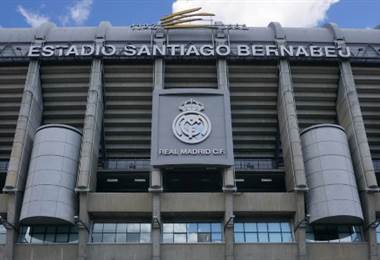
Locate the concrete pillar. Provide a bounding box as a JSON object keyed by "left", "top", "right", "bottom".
{"left": 269, "top": 23, "right": 308, "bottom": 260}
{"left": 294, "top": 192, "right": 307, "bottom": 260}
{"left": 3, "top": 59, "right": 43, "bottom": 260}
{"left": 76, "top": 21, "right": 109, "bottom": 260}
{"left": 278, "top": 60, "right": 308, "bottom": 260}
{"left": 76, "top": 59, "right": 104, "bottom": 191}
{"left": 223, "top": 168, "right": 235, "bottom": 260}
{"left": 337, "top": 62, "right": 378, "bottom": 190}
{"left": 337, "top": 61, "right": 379, "bottom": 260}
{"left": 152, "top": 192, "right": 161, "bottom": 260}
{"left": 277, "top": 60, "right": 307, "bottom": 191}
{"left": 78, "top": 193, "right": 90, "bottom": 260}
{"left": 217, "top": 51, "right": 235, "bottom": 260}
{"left": 75, "top": 59, "right": 103, "bottom": 260}
{"left": 151, "top": 46, "right": 164, "bottom": 259}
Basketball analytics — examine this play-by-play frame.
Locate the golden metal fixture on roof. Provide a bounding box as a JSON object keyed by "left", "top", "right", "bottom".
{"left": 160, "top": 7, "right": 215, "bottom": 29}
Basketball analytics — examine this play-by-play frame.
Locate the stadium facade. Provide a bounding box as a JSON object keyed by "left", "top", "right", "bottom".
{"left": 0, "top": 21, "right": 379, "bottom": 260}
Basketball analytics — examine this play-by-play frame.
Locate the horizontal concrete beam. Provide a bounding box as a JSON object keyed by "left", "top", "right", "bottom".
{"left": 234, "top": 192, "right": 297, "bottom": 213}
{"left": 162, "top": 244, "right": 224, "bottom": 260}
{"left": 235, "top": 244, "right": 297, "bottom": 260}
{"left": 88, "top": 193, "right": 152, "bottom": 213}
{"left": 161, "top": 193, "right": 224, "bottom": 213}
{"left": 0, "top": 194, "right": 8, "bottom": 213}
{"left": 306, "top": 243, "right": 368, "bottom": 260}
{"left": 15, "top": 245, "right": 77, "bottom": 260}
{"left": 87, "top": 244, "right": 151, "bottom": 260}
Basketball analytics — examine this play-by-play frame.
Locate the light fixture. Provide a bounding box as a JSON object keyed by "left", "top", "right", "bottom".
{"left": 106, "top": 178, "right": 119, "bottom": 183}
{"left": 261, "top": 178, "right": 273, "bottom": 183}
{"left": 235, "top": 178, "right": 245, "bottom": 183}
{"left": 74, "top": 215, "right": 89, "bottom": 232}
{"left": 134, "top": 178, "right": 147, "bottom": 183}
{"left": 294, "top": 214, "right": 310, "bottom": 232}
{"left": 0, "top": 216, "right": 17, "bottom": 230}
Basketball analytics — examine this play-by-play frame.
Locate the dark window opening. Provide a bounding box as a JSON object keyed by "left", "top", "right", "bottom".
{"left": 97, "top": 172, "right": 149, "bottom": 192}
{"left": 306, "top": 224, "right": 363, "bottom": 243}
{"left": 373, "top": 160, "right": 380, "bottom": 184}
{"left": 17, "top": 225, "right": 78, "bottom": 244}
{"left": 235, "top": 172, "right": 286, "bottom": 192}
{"left": 0, "top": 161, "right": 7, "bottom": 193}
{"left": 163, "top": 168, "right": 222, "bottom": 192}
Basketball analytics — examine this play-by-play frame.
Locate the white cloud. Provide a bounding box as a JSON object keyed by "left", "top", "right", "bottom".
{"left": 17, "top": 0, "right": 93, "bottom": 27}
{"left": 69, "top": 0, "right": 93, "bottom": 25}
{"left": 17, "top": 5, "right": 50, "bottom": 27}
{"left": 172, "top": 0, "right": 339, "bottom": 27}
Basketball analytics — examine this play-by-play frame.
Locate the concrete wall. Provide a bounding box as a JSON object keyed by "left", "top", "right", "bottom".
{"left": 234, "top": 193, "right": 296, "bottom": 213}
{"left": 14, "top": 245, "right": 77, "bottom": 260}
{"left": 0, "top": 245, "right": 5, "bottom": 259}
{"left": 373, "top": 193, "right": 380, "bottom": 211}
{"left": 161, "top": 193, "right": 224, "bottom": 213}
{"left": 87, "top": 244, "right": 152, "bottom": 260}
{"left": 0, "top": 194, "right": 8, "bottom": 213}
{"left": 307, "top": 243, "right": 368, "bottom": 260}
{"left": 88, "top": 193, "right": 152, "bottom": 213}
{"left": 161, "top": 244, "right": 224, "bottom": 260}
{"left": 235, "top": 244, "right": 298, "bottom": 260}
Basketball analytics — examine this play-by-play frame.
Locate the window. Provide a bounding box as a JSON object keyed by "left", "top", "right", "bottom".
{"left": 17, "top": 225, "right": 78, "bottom": 244}
{"left": 0, "top": 225, "right": 6, "bottom": 244}
{"left": 162, "top": 223, "right": 223, "bottom": 243}
{"left": 163, "top": 169, "right": 223, "bottom": 192}
{"left": 234, "top": 221, "right": 293, "bottom": 243}
{"left": 90, "top": 223, "right": 151, "bottom": 243}
{"left": 376, "top": 225, "right": 380, "bottom": 243}
{"left": 306, "top": 225, "right": 363, "bottom": 243}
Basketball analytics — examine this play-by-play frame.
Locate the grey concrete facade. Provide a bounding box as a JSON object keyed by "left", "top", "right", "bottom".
{"left": 0, "top": 22, "right": 379, "bottom": 260}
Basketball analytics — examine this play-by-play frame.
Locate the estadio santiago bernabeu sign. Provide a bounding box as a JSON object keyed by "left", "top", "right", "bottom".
{"left": 27, "top": 43, "right": 351, "bottom": 58}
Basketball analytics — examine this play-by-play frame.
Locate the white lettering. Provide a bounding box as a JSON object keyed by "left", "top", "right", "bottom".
{"left": 237, "top": 45, "right": 250, "bottom": 56}
{"left": 123, "top": 45, "right": 137, "bottom": 56}
{"left": 216, "top": 45, "right": 230, "bottom": 56}
{"left": 41, "top": 45, "right": 55, "bottom": 57}
{"left": 81, "top": 45, "right": 94, "bottom": 56}
{"left": 200, "top": 45, "right": 214, "bottom": 56}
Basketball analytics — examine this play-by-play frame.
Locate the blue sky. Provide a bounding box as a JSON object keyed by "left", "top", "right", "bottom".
{"left": 0, "top": 0, "right": 378, "bottom": 29}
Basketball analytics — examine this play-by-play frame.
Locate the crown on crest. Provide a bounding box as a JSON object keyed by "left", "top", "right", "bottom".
{"left": 179, "top": 98, "right": 205, "bottom": 112}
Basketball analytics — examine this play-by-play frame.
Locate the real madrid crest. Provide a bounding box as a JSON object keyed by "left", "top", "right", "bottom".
{"left": 172, "top": 98, "right": 212, "bottom": 144}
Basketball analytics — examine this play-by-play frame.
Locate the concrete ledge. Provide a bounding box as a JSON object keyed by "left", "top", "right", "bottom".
{"left": 14, "top": 245, "right": 77, "bottom": 260}
{"left": 235, "top": 244, "right": 297, "bottom": 260}
{"left": 87, "top": 244, "right": 151, "bottom": 260}
{"left": 0, "top": 194, "right": 8, "bottom": 213}
{"left": 307, "top": 243, "right": 368, "bottom": 260}
{"left": 161, "top": 244, "right": 224, "bottom": 260}
{"left": 0, "top": 245, "right": 5, "bottom": 260}
{"left": 234, "top": 192, "right": 296, "bottom": 213}
{"left": 373, "top": 193, "right": 380, "bottom": 211}
{"left": 161, "top": 193, "right": 224, "bottom": 213}
{"left": 88, "top": 193, "right": 152, "bottom": 213}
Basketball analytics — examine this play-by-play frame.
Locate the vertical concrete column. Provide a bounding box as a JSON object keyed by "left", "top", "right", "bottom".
{"left": 217, "top": 44, "right": 235, "bottom": 260}
{"left": 223, "top": 168, "right": 235, "bottom": 260}
{"left": 277, "top": 60, "right": 307, "bottom": 191}
{"left": 337, "top": 61, "right": 378, "bottom": 260}
{"left": 76, "top": 21, "right": 109, "bottom": 260}
{"left": 76, "top": 59, "right": 103, "bottom": 260}
{"left": 269, "top": 22, "right": 308, "bottom": 260}
{"left": 278, "top": 58, "right": 308, "bottom": 260}
{"left": 337, "top": 62, "right": 378, "bottom": 190}
{"left": 76, "top": 59, "right": 104, "bottom": 191}
{"left": 4, "top": 60, "right": 43, "bottom": 260}
{"left": 325, "top": 23, "right": 378, "bottom": 260}
{"left": 151, "top": 33, "right": 165, "bottom": 257}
